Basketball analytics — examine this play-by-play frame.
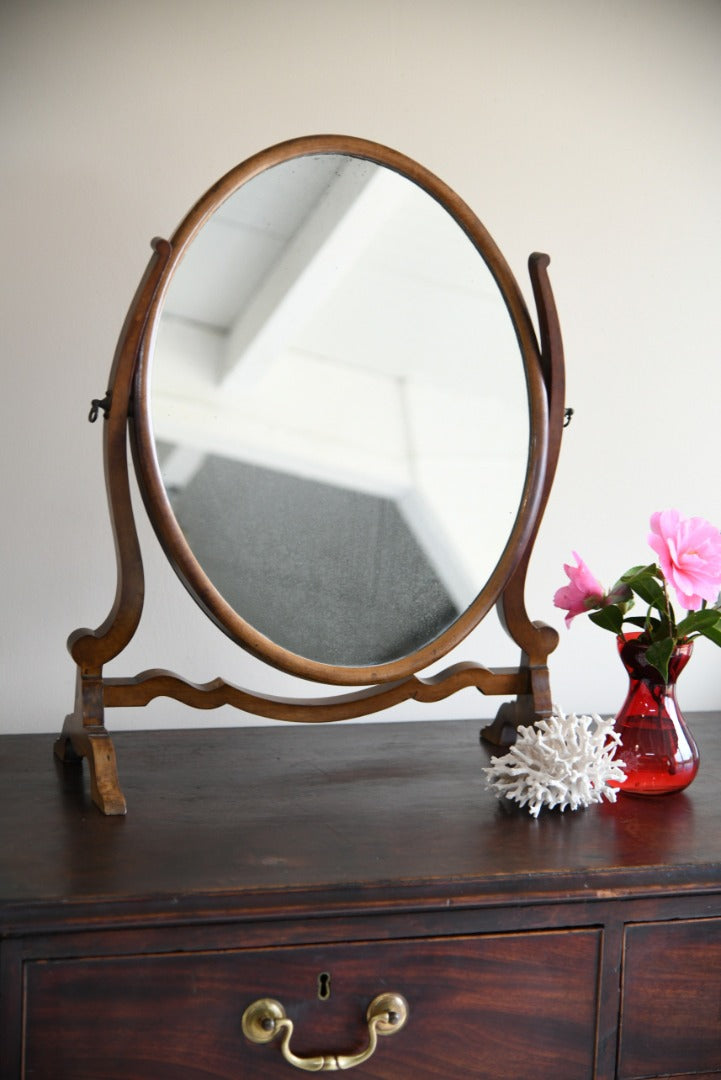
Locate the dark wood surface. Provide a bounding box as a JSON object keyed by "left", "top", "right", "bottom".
{"left": 22, "top": 929, "right": 601, "bottom": 1079}
{"left": 2, "top": 712, "right": 720, "bottom": 931}
{"left": 619, "top": 917, "right": 721, "bottom": 1076}
{"left": 3, "top": 713, "right": 721, "bottom": 1079}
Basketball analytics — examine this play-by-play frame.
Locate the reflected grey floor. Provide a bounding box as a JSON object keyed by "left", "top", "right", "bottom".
{"left": 167, "top": 453, "right": 459, "bottom": 667}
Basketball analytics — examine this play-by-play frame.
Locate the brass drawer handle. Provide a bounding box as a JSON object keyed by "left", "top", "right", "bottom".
{"left": 242, "top": 992, "right": 408, "bottom": 1071}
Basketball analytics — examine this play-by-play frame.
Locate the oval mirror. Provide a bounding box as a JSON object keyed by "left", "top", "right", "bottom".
{"left": 134, "top": 135, "right": 548, "bottom": 684}
{"left": 63, "top": 133, "right": 564, "bottom": 813}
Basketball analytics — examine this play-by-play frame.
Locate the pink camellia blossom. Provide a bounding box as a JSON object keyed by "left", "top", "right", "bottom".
{"left": 553, "top": 551, "right": 606, "bottom": 627}
{"left": 648, "top": 509, "right": 721, "bottom": 611}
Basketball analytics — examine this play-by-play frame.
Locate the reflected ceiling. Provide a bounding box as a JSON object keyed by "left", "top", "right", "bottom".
{"left": 149, "top": 154, "right": 530, "bottom": 664}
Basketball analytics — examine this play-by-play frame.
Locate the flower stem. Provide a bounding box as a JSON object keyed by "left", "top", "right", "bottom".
{"left": 661, "top": 575, "right": 676, "bottom": 639}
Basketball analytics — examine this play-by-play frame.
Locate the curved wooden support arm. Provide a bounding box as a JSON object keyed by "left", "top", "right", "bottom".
{"left": 60, "top": 241, "right": 171, "bottom": 814}
{"left": 497, "top": 252, "right": 564, "bottom": 662}
{"left": 486, "top": 254, "right": 566, "bottom": 743}
{"left": 69, "top": 238, "right": 172, "bottom": 672}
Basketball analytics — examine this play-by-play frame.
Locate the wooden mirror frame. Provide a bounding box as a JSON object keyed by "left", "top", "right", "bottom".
{"left": 56, "top": 135, "right": 565, "bottom": 815}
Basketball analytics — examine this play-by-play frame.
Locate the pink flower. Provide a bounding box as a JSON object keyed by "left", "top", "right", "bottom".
{"left": 553, "top": 552, "right": 606, "bottom": 627}
{"left": 648, "top": 509, "right": 721, "bottom": 611}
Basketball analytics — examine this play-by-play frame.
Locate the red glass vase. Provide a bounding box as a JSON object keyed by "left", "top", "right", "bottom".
{"left": 613, "top": 632, "right": 699, "bottom": 796}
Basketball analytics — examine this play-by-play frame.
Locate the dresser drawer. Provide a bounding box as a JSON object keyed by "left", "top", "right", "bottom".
{"left": 23, "top": 927, "right": 600, "bottom": 1079}
{"left": 619, "top": 918, "right": 721, "bottom": 1078}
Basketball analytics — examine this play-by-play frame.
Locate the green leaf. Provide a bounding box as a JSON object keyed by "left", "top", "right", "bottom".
{"left": 624, "top": 616, "right": 647, "bottom": 627}
{"left": 644, "top": 637, "right": 675, "bottom": 682}
{"left": 623, "top": 616, "right": 662, "bottom": 634}
{"left": 677, "top": 610, "right": 721, "bottom": 637}
{"left": 631, "top": 578, "right": 665, "bottom": 608}
{"left": 589, "top": 605, "right": 624, "bottom": 634}
{"left": 619, "top": 564, "right": 656, "bottom": 582}
{"left": 619, "top": 564, "right": 665, "bottom": 607}
{"left": 697, "top": 622, "right": 721, "bottom": 648}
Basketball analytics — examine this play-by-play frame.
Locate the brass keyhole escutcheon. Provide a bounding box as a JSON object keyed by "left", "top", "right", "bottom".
{"left": 317, "top": 971, "right": 331, "bottom": 1000}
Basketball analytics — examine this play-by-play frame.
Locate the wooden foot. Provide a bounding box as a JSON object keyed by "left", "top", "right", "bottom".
{"left": 480, "top": 704, "right": 523, "bottom": 748}
{"left": 54, "top": 725, "right": 84, "bottom": 764}
{"left": 55, "top": 715, "right": 127, "bottom": 815}
{"left": 84, "top": 730, "right": 127, "bottom": 815}
{"left": 481, "top": 669, "right": 553, "bottom": 748}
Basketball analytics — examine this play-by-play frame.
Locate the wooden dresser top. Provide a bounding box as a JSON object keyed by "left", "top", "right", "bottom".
{"left": 2, "top": 713, "right": 720, "bottom": 930}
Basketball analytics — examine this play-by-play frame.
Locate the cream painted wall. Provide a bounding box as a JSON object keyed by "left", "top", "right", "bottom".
{"left": 2, "top": 0, "right": 720, "bottom": 735}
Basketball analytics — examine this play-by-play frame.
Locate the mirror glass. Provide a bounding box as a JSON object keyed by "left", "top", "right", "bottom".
{"left": 148, "top": 153, "right": 530, "bottom": 667}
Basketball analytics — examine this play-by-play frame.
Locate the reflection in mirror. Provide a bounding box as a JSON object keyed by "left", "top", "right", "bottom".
{"left": 150, "top": 154, "right": 530, "bottom": 666}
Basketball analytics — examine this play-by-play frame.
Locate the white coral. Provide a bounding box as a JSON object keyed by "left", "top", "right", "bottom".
{"left": 483, "top": 707, "right": 626, "bottom": 818}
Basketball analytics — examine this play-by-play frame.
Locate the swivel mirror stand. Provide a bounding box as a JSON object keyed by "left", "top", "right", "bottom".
{"left": 56, "top": 136, "right": 566, "bottom": 814}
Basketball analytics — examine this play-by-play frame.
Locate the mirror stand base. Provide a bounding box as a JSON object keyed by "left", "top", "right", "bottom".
{"left": 54, "top": 717, "right": 127, "bottom": 816}
{"left": 481, "top": 685, "right": 552, "bottom": 749}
